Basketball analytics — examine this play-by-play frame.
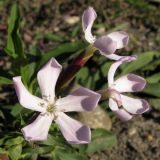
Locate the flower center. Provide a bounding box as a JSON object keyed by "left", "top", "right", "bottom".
{"left": 46, "top": 104, "right": 56, "bottom": 113}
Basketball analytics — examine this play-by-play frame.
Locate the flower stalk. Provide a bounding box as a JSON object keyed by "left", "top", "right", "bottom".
{"left": 56, "top": 45, "right": 97, "bottom": 93}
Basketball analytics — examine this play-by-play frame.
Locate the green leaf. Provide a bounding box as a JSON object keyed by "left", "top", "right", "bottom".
{"left": 0, "top": 148, "right": 8, "bottom": 154}
{"left": 101, "top": 62, "right": 112, "bottom": 76}
{"left": 10, "top": 103, "right": 23, "bottom": 117}
{"left": 35, "top": 32, "right": 64, "bottom": 42}
{"left": 8, "top": 144, "right": 22, "bottom": 160}
{"left": 121, "top": 52, "right": 158, "bottom": 74}
{"left": 39, "top": 134, "right": 71, "bottom": 149}
{"left": 0, "top": 110, "right": 5, "bottom": 119}
{"left": 143, "top": 83, "right": 160, "bottom": 97}
{"left": 5, "top": 137, "right": 24, "bottom": 146}
{"left": 146, "top": 73, "right": 160, "bottom": 83}
{"left": 23, "top": 146, "right": 53, "bottom": 155}
{"left": 0, "top": 136, "right": 11, "bottom": 146}
{"left": 149, "top": 98, "right": 160, "bottom": 110}
{"left": 86, "top": 129, "right": 117, "bottom": 153}
{"left": 55, "top": 149, "right": 88, "bottom": 160}
{"left": 0, "top": 76, "right": 12, "bottom": 85}
{"left": 141, "top": 59, "right": 160, "bottom": 71}
{"left": 45, "top": 33, "right": 64, "bottom": 42}
{"left": 76, "top": 67, "right": 89, "bottom": 84}
{"left": 5, "top": 3, "right": 24, "bottom": 58}
{"left": 58, "top": 153, "right": 88, "bottom": 160}
{"left": 20, "top": 62, "right": 36, "bottom": 87}
{"left": 38, "top": 42, "right": 87, "bottom": 68}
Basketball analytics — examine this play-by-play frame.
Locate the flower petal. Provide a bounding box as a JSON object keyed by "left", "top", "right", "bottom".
{"left": 114, "top": 109, "right": 133, "bottom": 121}
{"left": 101, "top": 53, "right": 124, "bottom": 60}
{"left": 109, "top": 98, "right": 119, "bottom": 111}
{"left": 56, "top": 87, "right": 100, "bottom": 112}
{"left": 22, "top": 114, "right": 53, "bottom": 141}
{"left": 37, "top": 58, "right": 62, "bottom": 102}
{"left": 107, "top": 31, "right": 129, "bottom": 49}
{"left": 55, "top": 112, "right": 91, "bottom": 144}
{"left": 108, "top": 56, "right": 136, "bottom": 86}
{"left": 113, "top": 74, "right": 146, "bottom": 92}
{"left": 13, "top": 76, "right": 47, "bottom": 112}
{"left": 121, "top": 94, "right": 150, "bottom": 114}
{"left": 82, "top": 7, "right": 97, "bottom": 43}
{"left": 108, "top": 90, "right": 122, "bottom": 107}
{"left": 94, "top": 36, "right": 117, "bottom": 55}
{"left": 109, "top": 99, "right": 132, "bottom": 121}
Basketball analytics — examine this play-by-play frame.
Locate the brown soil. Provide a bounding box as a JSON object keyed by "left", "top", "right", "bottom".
{"left": 91, "top": 115, "right": 160, "bottom": 160}
{"left": 0, "top": 0, "right": 160, "bottom": 160}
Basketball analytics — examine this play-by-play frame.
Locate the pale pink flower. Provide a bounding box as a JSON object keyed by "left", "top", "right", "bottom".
{"left": 82, "top": 7, "right": 129, "bottom": 60}
{"left": 13, "top": 58, "right": 100, "bottom": 144}
{"left": 107, "top": 56, "right": 150, "bottom": 121}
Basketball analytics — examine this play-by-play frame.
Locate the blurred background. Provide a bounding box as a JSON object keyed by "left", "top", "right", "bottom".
{"left": 0, "top": 0, "right": 160, "bottom": 160}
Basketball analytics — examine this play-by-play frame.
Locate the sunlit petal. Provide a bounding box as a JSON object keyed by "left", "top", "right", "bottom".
{"left": 121, "top": 94, "right": 150, "bottom": 114}
{"left": 55, "top": 112, "right": 91, "bottom": 144}
{"left": 37, "top": 58, "right": 62, "bottom": 102}
{"left": 82, "top": 7, "right": 97, "bottom": 43}
{"left": 13, "top": 76, "right": 47, "bottom": 112}
{"left": 22, "top": 114, "right": 54, "bottom": 141}
{"left": 113, "top": 74, "right": 146, "bottom": 92}
{"left": 107, "top": 31, "right": 129, "bottom": 49}
{"left": 56, "top": 87, "right": 100, "bottom": 112}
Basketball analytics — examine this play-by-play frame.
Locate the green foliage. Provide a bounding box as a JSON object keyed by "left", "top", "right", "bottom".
{"left": 121, "top": 51, "right": 158, "bottom": 74}
{"left": 4, "top": 3, "right": 24, "bottom": 59}
{"left": 35, "top": 32, "right": 64, "bottom": 42}
{"left": 10, "top": 103, "right": 23, "bottom": 117}
{"left": 1, "top": 1, "right": 160, "bottom": 160}
{"left": 5, "top": 137, "right": 24, "bottom": 146}
{"left": 8, "top": 144, "right": 22, "bottom": 160}
{"left": 86, "top": 129, "right": 117, "bottom": 153}
{"left": 55, "top": 150, "right": 88, "bottom": 160}
{"left": 143, "top": 83, "right": 160, "bottom": 97}
{"left": 20, "top": 62, "right": 37, "bottom": 88}
{"left": 38, "top": 42, "right": 87, "bottom": 67}
{"left": 0, "top": 76, "right": 12, "bottom": 85}
{"left": 146, "top": 73, "right": 160, "bottom": 83}
{"left": 126, "top": 0, "right": 149, "bottom": 9}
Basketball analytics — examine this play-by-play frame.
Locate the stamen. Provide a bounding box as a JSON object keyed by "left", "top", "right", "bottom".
{"left": 46, "top": 104, "right": 56, "bottom": 113}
